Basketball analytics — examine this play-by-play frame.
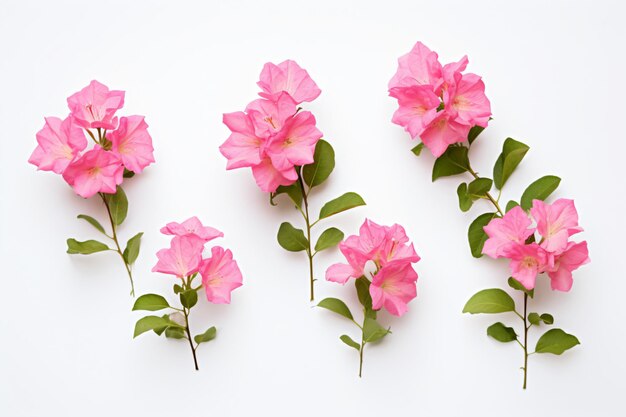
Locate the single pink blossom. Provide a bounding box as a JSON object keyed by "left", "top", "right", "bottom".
{"left": 389, "top": 85, "right": 440, "bottom": 139}
{"left": 257, "top": 60, "right": 321, "bottom": 104}
{"left": 547, "top": 241, "right": 590, "bottom": 291}
{"left": 28, "top": 116, "right": 87, "bottom": 174}
{"left": 160, "top": 216, "right": 224, "bottom": 242}
{"left": 246, "top": 93, "right": 297, "bottom": 137}
{"left": 388, "top": 41, "right": 443, "bottom": 91}
{"left": 370, "top": 262, "right": 418, "bottom": 317}
{"left": 483, "top": 206, "right": 536, "bottom": 259}
{"left": 199, "top": 246, "right": 243, "bottom": 304}
{"left": 220, "top": 112, "right": 264, "bottom": 169}
{"left": 152, "top": 235, "right": 205, "bottom": 278}
{"left": 67, "top": 80, "right": 125, "bottom": 130}
{"left": 108, "top": 116, "right": 155, "bottom": 173}
{"left": 443, "top": 72, "right": 491, "bottom": 127}
{"left": 326, "top": 238, "right": 370, "bottom": 284}
{"left": 61, "top": 145, "right": 123, "bottom": 198}
{"left": 508, "top": 243, "right": 549, "bottom": 290}
{"left": 531, "top": 199, "right": 583, "bottom": 254}
{"left": 251, "top": 156, "right": 298, "bottom": 193}
{"left": 265, "top": 110, "right": 322, "bottom": 171}
{"left": 419, "top": 111, "right": 471, "bottom": 157}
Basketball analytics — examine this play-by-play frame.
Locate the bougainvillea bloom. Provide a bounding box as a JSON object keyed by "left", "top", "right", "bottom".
{"left": 160, "top": 216, "right": 224, "bottom": 242}
{"left": 419, "top": 111, "right": 472, "bottom": 157}
{"left": 61, "top": 145, "right": 124, "bottom": 198}
{"left": 508, "top": 243, "right": 549, "bottom": 290}
{"left": 28, "top": 116, "right": 87, "bottom": 174}
{"left": 531, "top": 199, "right": 583, "bottom": 253}
{"left": 108, "top": 116, "right": 155, "bottom": 173}
{"left": 389, "top": 85, "right": 440, "bottom": 139}
{"left": 199, "top": 246, "right": 243, "bottom": 304}
{"left": 257, "top": 60, "right": 321, "bottom": 104}
{"left": 483, "top": 206, "right": 535, "bottom": 259}
{"left": 370, "top": 262, "right": 419, "bottom": 317}
{"left": 388, "top": 41, "right": 443, "bottom": 91}
{"left": 443, "top": 73, "right": 491, "bottom": 127}
{"left": 220, "top": 112, "right": 264, "bottom": 169}
{"left": 246, "top": 93, "right": 297, "bottom": 137}
{"left": 265, "top": 111, "right": 322, "bottom": 171}
{"left": 67, "top": 80, "right": 125, "bottom": 130}
{"left": 547, "top": 241, "right": 590, "bottom": 291}
{"left": 152, "top": 235, "right": 205, "bottom": 278}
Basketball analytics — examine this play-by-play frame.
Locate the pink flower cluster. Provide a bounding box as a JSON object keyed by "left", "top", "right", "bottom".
{"left": 388, "top": 42, "right": 492, "bottom": 157}
{"left": 152, "top": 217, "right": 243, "bottom": 304}
{"left": 483, "top": 199, "right": 590, "bottom": 292}
{"left": 28, "top": 80, "right": 155, "bottom": 198}
{"left": 326, "top": 220, "right": 420, "bottom": 317}
{"left": 220, "top": 60, "right": 323, "bottom": 192}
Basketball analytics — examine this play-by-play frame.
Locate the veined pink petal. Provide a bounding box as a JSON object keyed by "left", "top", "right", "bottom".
{"left": 483, "top": 206, "right": 535, "bottom": 258}
{"left": 29, "top": 116, "right": 87, "bottom": 174}
{"left": 420, "top": 111, "right": 471, "bottom": 157}
{"left": 257, "top": 60, "right": 321, "bottom": 104}
{"left": 508, "top": 243, "right": 549, "bottom": 290}
{"left": 152, "top": 235, "right": 205, "bottom": 278}
{"left": 108, "top": 115, "right": 154, "bottom": 173}
{"left": 547, "top": 241, "right": 590, "bottom": 291}
{"left": 444, "top": 73, "right": 491, "bottom": 127}
{"left": 389, "top": 85, "right": 440, "bottom": 139}
{"left": 325, "top": 263, "right": 358, "bottom": 284}
{"left": 531, "top": 199, "right": 583, "bottom": 254}
{"left": 266, "top": 110, "right": 322, "bottom": 171}
{"left": 67, "top": 80, "right": 125, "bottom": 130}
{"left": 199, "top": 246, "right": 243, "bottom": 304}
{"left": 370, "top": 262, "right": 418, "bottom": 317}
{"left": 246, "top": 93, "right": 297, "bottom": 137}
{"left": 61, "top": 145, "right": 123, "bottom": 198}
{"left": 388, "top": 41, "right": 443, "bottom": 90}
{"left": 160, "top": 216, "right": 223, "bottom": 242}
{"left": 250, "top": 156, "right": 297, "bottom": 192}
{"left": 220, "top": 112, "right": 264, "bottom": 169}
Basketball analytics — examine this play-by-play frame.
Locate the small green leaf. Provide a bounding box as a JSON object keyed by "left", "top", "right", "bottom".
{"left": 463, "top": 288, "right": 516, "bottom": 314}
{"left": 134, "top": 316, "right": 172, "bottom": 338}
{"left": 123, "top": 168, "right": 135, "bottom": 178}
{"left": 66, "top": 238, "right": 110, "bottom": 254}
{"left": 123, "top": 232, "right": 143, "bottom": 265}
{"left": 153, "top": 314, "right": 170, "bottom": 336}
{"left": 318, "top": 192, "right": 366, "bottom": 220}
{"left": 457, "top": 183, "right": 473, "bottom": 212}
{"left": 173, "top": 284, "right": 183, "bottom": 294}
{"left": 194, "top": 326, "right": 217, "bottom": 344}
{"left": 317, "top": 298, "right": 353, "bottom": 321}
{"left": 487, "top": 322, "right": 517, "bottom": 342}
{"left": 528, "top": 313, "right": 541, "bottom": 325}
{"left": 277, "top": 222, "right": 309, "bottom": 252}
{"left": 468, "top": 125, "right": 485, "bottom": 145}
{"left": 340, "top": 335, "right": 361, "bottom": 351}
{"left": 506, "top": 200, "right": 519, "bottom": 212}
{"left": 411, "top": 142, "right": 425, "bottom": 156}
{"left": 468, "top": 212, "right": 497, "bottom": 258}
{"left": 432, "top": 146, "right": 470, "bottom": 181}
{"left": 493, "top": 138, "right": 530, "bottom": 189}
{"left": 507, "top": 277, "right": 534, "bottom": 298}
{"left": 165, "top": 327, "right": 186, "bottom": 339}
{"left": 132, "top": 294, "right": 170, "bottom": 311}
{"left": 180, "top": 290, "right": 198, "bottom": 309}
{"left": 274, "top": 183, "right": 303, "bottom": 208}
{"left": 104, "top": 186, "right": 128, "bottom": 226}
{"left": 540, "top": 313, "right": 554, "bottom": 325}
{"left": 315, "top": 227, "right": 344, "bottom": 252}
{"left": 303, "top": 139, "right": 335, "bottom": 187}
{"left": 77, "top": 214, "right": 106, "bottom": 235}
{"left": 355, "top": 277, "right": 373, "bottom": 310}
{"left": 467, "top": 177, "right": 493, "bottom": 197}
{"left": 363, "top": 317, "right": 390, "bottom": 343}
{"left": 535, "top": 328, "right": 580, "bottom": 355}
{"left": 520, "top": 175, "right": 561, "bottom": 210}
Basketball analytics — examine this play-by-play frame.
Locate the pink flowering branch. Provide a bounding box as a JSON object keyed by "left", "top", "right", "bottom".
{"left": 29, "top": 80, "right": 155, "bottom": 296}
{"left": 388, "top": 42, "right": 590, "bottom": 389}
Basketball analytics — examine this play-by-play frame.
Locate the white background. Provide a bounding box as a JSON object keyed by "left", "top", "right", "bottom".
{"left": 1, "top": 0, "right": 624, "bottom": 416}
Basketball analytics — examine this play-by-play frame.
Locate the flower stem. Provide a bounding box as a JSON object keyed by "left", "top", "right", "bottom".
{"left": 99, "top": 193, "right": 135, "bottom": 296}
{"left": 358, "top": 312, "right": 367, "bottom": 377}
{"left": 467, "top": 164, "right": 504, "bottom": 216}
{"left": 297, "top": 173, "right": 315, "bottom": 301}
{"left": 522, "top": 292, "right": 529, "bottom": 389}
{"left": 183, "top": 305, "right": 199, "bottom": 371}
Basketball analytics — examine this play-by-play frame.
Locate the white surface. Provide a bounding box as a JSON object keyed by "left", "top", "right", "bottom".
{"left": 1, "top": 0, "right": 624, "bottom": 416}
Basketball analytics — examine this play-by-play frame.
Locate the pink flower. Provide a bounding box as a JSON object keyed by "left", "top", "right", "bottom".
{"left": 246, "top": 93, "right": 297, "bottom": 137}
{"left": 220, "top": 112, "right": 264, "bottom": 169}
{"left": 62, "top": 145, "right": 123, "bottom": 198}
{"left": 508, "top": 243, "right": 549, "bottom": 290}
{"left": 257, "top": 60, "right": 321, "bottom": 104}
{"left": 108, "top": 116, "right": 155, "bottom": 173}
{"left": 152, "top": 235, "right": 205, "bottom": 278}
{"left": 265, "top": 110, "right": 322, "bottom": 171}
{"left": 443, "top": 73, "right": 491, "bottom": 127}
{"left": 547, "top": 241, "right": 590, "bottom": 291}
{"left": 388, "top": 41, "right": 443, "bottom": 90}
{"left": 419, "top": 111, "right": 471, "bottom": 157}
{"left": 250, "top": 156, "right": 298, "bottom": 193}
{"left": 483, "top": 206, "right": 536, "bottom": 259}
{"left": 199, "top": 246, "right": 243, "bottom": 304}
{"left": 531, "top": 199, "right": 583, "bottom": 254}
{"left": 28, "top": 116, "right": 87, "bottom": 174}
{"left": 389, "top": 85, "right": 440, "bottom": 139}
{"left": 160, "top": 216, "right": 224, "bottom": 242}
{"left": 370, "top": 262, "right": 418, "bottom": 317}
{"left": 67, "top": 80, "right": 125, "bottom": 130}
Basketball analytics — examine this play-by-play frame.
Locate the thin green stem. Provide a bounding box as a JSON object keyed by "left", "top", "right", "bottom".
{"left": 522, "top": 292, "right": 529, "bottom": 389}
{"left": 183, "top": 306, "right": 199, "bottom": 371}
{"left": 297, "top": 173, "right": 315, "bottom": 301}
{"left": 358, "top": 312, "right": 366, "bottom": 377}
{"left": 467, "top": 164, "right": 504, "bottom": 216}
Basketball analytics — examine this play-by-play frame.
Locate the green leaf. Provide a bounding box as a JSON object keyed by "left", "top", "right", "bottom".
{"left": 317, "top": 298, "right": 353, "bottom": 321}
{"left": 153, "top": 314, "right": 170, "bottom": 336}
{"left": 123, "top": 232, "right": 143, "bottom": 265}
{"left": 274, "top": 183, "right": 303, "bottom": 208}
{"left": 173, "top": 284, "right": 183, "bottom": 294}
{"left": 165, "top": 327, "right": 186, "bottom": 339}
{"left": 123, "top": 168, "right": 135, "bottom": 179}
{"left": 355, "top": 277, "right": 373, "bottom": 310}
{"left": 432, "top": 146, "right": 470, "bottom": 181}
{"left": 457, "top": 183, "right": 473, "bottom": 212}
{"left": 540, "top": 313, "right": 554, "bottom": 325}
{"left": 487, "top": 322, "right": 518, "bottom": 342}
{"left": 134, "top": 315, "right": 172, "bottom": 338}
{"left": 463, "top": 288, "right": 516, "bottom": 314}
{"left": 363, "top": 317, "right": 390, "bottom": 343}
{"left": 104, "top": 186, "right": 128, "bottom": 226}
{"left": 132, "top": 294, "right": 170, "bottom": 311}
{"left": 468, "top": 125, "right": 485, "bottom": 145}
{"left": 318, "top": 192, "right": 366, "bottom": 220}
{"left": 506, "top": 200, "right": 519, "bottom": 212}
{"left": 467, "top": 177, "right": 493, "bottom": 197}
{"left": 493, "top": 138, "right": 530, "bottom": 189}
{"left": 180, "top": 290, "right": 198, "bottom": 309}
{"left": 303, "top": 139, "right": 335, "bottom": 187}
{"left": 468, "top": 212, "right": 497, "bottom": 258}
{"left": 314, "top": 227, "right": 344, "bottom": 252}
{"left": 77, "top": 214, "right": 106, "bottom": 235}
{"left": 340, "top": 334, "right": 361, "bottom": 351}
{"left": 520, "top": 175, "right": 561, "bottom": 210}
{"left": 535, "top": 328, "right": 580, "bottom": 355}
{"left": 411, "top": 142, "right": 425, "bottom": 156}
{"left": 194, "top": 326, "right": 217, "bottom": 344}
{"left": 507, "top": 277, "right": 534, "bottom": 298}
{"left": 276, "top": 222, "right": 309, "bottom": 252}
{"left": 528, "top": 313, "right": 541, "bottom": 325}
{"left": 66, "top": 238, "right": 110, "bottom": 254}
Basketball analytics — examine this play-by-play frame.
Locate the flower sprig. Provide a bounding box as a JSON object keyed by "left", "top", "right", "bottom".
{"left": 220, "top": 60, "right": 366, "bottom": 301}
{"left": 388, "top": 42, "right": 590, "bottom": 389}
{"left": 29, "top": 80, "right": 155, "bottom": 296}
{"left": 132, "top": 217, "right": 243, "bottom": 370}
